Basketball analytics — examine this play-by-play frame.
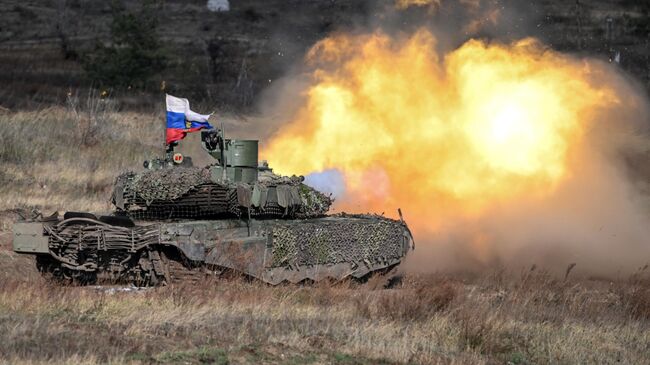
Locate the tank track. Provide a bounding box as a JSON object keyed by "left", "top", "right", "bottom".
{"left": 36, "top": 217, "right": 197, "bottom": 286}
{"left": 36, "top": 248, "right": 207, "bottom": 286}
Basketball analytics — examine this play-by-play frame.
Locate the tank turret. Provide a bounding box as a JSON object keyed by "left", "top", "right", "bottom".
{"left": 113, "top": 127, "right": 332, "bottom": 220}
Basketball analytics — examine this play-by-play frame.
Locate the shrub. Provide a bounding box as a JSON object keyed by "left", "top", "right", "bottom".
{"left": 621, "top": 266, "right": 650, "bottom": 320}
{"left": 356, "top": 281, "right": 457, "bottom": 321}
{"left": 625, "top": 287, "right": 650, "bottom": 320}
{"left": 83, "top": 1, "right": 167, "bottom": 88}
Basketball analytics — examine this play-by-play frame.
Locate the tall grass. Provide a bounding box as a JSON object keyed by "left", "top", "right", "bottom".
{"left": 0, "top": 95, "right": 648, "bottom": 364}
{"left": 0, "top": 269, "right": 648, "bottom": 365}
{"left": 0, "top": 93, "right": 162, "bottom": 212}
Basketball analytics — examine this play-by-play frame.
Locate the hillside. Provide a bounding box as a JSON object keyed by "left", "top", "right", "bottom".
{"left": 0, "top": 0, "right": 648, "bottom": 111}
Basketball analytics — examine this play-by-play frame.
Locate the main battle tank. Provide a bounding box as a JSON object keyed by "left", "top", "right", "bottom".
{"left": 12, "top": 129, "right": 413, "bottom": 286}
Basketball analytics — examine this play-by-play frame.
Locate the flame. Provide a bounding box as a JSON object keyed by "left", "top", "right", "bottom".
{"left": 395, "top": 0, "right": 440, "bottom": 9}
{"left": 262, "top": 29, "right": 619, "bottom": 232}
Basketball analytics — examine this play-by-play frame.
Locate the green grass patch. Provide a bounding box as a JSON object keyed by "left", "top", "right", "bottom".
{"left": 156, "top": 346, "right": 229, "bottom": 365}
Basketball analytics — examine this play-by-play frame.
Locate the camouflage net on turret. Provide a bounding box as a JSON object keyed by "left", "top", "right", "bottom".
{"left": 269, "top": 215, "right": 408, "bottom": 268}
{"left": 130, "top": 168, "right": 212, "bottom": 203}
{"left": 112, "top": 166, "right": 332, "bottom": 220}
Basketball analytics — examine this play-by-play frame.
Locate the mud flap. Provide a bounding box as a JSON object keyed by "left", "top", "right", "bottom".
{"left": 205, "top": 236, "right": 268, "bottom": 279}
{"left": 13, "top": 222, "right": 49, "bottom": 254}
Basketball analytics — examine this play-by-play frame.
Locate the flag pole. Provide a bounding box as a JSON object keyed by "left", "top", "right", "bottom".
{"left": 163, "top": 94, "right": 174, "bottom": 163}
{"left": 163, "top": 93, "right": 167, "bottom": 159}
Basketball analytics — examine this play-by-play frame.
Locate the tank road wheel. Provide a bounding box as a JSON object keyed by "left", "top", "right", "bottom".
{"left": 35, "top": 255, "right": 97, "bottom": 286}
{"left": 36, "top": 255, "right": 69, "bottom": 285}
{"left": 129, "top": 249, "right": 167, "bottom": 287}
{"left": 70, "top": 271, "right": 98, "bottom": 285}
{"left": 159, "top": 249, "right": 205, "bottom": 286}
{"left": 356, "top": 264, "right": 402, "bottom": 289}
{"left": 130, "top": 247, "right": 204, "bottom": 286}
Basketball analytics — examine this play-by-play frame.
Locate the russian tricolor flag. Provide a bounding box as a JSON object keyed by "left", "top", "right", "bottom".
{"left": 166, "top": 94, "right": 214, "bottom": 144}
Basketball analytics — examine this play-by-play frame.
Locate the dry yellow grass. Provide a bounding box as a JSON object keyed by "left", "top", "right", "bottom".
{"left": 0, "top": 251, "right": 649, "bottom": 365}
{"left": 0, "top": 105, "right": 162, "bottom": 212}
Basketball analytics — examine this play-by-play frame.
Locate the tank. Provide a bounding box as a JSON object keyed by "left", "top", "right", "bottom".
{"left": 12, "top": 129, "right": 413, "bottom": 286}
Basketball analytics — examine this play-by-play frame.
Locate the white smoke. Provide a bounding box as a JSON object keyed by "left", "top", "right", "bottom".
{"left": 207, "top": 0, "right": 230, "bottom": 12}
{"left": 304, "top": 169, "right": 347, "bottom": 199}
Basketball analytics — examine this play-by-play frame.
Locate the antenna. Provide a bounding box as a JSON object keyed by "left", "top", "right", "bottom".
{"left": 221, "top": 121, "right": 227, "bottom": 181}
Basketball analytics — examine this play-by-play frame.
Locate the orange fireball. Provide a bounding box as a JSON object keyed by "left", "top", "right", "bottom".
{"left": 262, "top": 29, "right": 620, "bottom": 232}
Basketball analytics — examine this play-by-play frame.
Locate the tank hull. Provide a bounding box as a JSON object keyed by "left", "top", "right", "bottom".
{"left": 13, "top": 215, "right": 413, "bottom": 285}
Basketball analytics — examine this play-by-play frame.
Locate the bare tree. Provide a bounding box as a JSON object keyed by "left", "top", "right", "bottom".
{"left": 55, "top": 0, "right": 77, "bottom": 60}
{"left": 574, "top": 0, "right": 583, "bottom": 50}
{"left": 206, "top": 38, "right": 226, "bottom": 83}
{"left": 233, "top": 56, "right": 254, "bottom": 107}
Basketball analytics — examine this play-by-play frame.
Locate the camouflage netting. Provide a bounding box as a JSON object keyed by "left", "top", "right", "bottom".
{"left": 270, "top": 215, "right": 407, "bottom": 268}
{"left": 112, "top": 166, "right": 333, "bottom": 220}
{"left": 297, "top": 184, "right": 332, "bottom": 218}
{"left": 127, "top": 168, "right": 212, "bottom": 203}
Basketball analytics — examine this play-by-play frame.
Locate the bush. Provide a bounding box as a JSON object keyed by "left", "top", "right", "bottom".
{"left": 356, "top": 281, "right": 457, "bottom": 321}
{"left": 621, "top": 267, "right": 650, "bottom": 320}
{"left": 83, "top": 1, "right": 167, "bottom": 88}
{"left": 625, "top": 287, "right": 650, "bottom": 320}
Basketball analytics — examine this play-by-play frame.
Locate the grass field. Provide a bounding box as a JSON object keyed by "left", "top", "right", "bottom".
{"left": 1, "top": 1, "right": 649, "bottom": 363}
{"left": 0, "top": 98, "right": 649, "bottom": 364}
{"left": 0, "top": 101, "right": 159, "bottom": 213}
{"left": 0, "top": 96, "right": 649, "bottom": 365}
{"left": 0, "top": 239, "right": 649, "bottom": 365}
